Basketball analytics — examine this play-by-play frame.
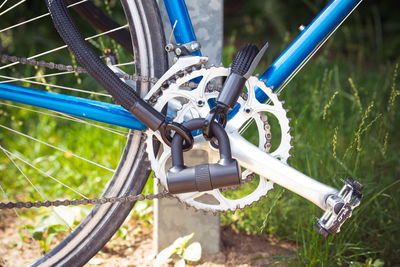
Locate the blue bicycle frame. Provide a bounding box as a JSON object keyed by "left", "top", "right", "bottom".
{"left": 0, "top": 0, "right": 363, "bottom": 129}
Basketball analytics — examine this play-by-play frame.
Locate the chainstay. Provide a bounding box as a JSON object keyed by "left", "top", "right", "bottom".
{"left": 0, "top": 191, "right": 173, "bottom": 210}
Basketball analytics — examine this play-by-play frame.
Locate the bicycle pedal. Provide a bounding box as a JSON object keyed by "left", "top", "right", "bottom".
{"left": 315, "top": 177, "right": 363, "bottom": 237}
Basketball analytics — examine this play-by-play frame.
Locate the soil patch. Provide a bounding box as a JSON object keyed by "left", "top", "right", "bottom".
{"left": 0, "top": 211, "right": 295, "bottom": 266}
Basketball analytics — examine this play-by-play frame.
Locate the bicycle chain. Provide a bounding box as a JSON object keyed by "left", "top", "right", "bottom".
{"left": 0, "top": 191, "right": 174, "bottom": 210}
{"left": 0, "top": 53, "right": 257, "bottom": 210}
{"left": 0, "top": 53, "right": 159, "bottom": 84}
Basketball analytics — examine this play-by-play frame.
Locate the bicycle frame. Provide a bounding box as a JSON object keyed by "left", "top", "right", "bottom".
{"left": 0, "top": 0, "right": 363, "bottom": 210}
{"left": 0, "top": 0, "right": 363, "bottom": 129}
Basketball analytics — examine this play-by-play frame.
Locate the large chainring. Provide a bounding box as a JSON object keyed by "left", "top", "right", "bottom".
{"left": 145, "top": 65, "right": 292, "bottom": 212}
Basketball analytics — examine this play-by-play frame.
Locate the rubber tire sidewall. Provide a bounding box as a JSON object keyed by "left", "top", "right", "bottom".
{"left": 32, "top": 1, "right": 167, "bottom": 266}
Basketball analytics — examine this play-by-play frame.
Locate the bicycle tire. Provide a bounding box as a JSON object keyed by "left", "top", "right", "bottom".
{"left": 29, "top": 1, "right": 167, "bottom": 266}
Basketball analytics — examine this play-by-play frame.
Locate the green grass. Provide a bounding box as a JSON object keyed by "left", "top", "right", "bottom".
{"left": 221, "top": 2, "right": 400, "bottom": 263}
{"left": 1, "top": 0, "right": 399, "bottom": 265}
{"left": 221, "top": 59, "right": 400, "bottom": 266}
{"left": 0, "top": 1, "right": 136, "bottom": 253}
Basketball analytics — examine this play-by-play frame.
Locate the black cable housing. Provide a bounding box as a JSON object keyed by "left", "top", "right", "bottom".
{"left": 45, "top": 0, "right": 165, "bottom": 131}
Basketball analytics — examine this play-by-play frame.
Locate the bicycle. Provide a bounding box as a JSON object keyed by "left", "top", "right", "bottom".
{"left": 0, "top": 0, "right": 364, "bottom": 266}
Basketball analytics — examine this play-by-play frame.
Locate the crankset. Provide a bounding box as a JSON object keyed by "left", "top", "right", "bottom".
{"left": 144, "top": 42, "right": 362, "bottom": 236}
{"left": 145, "top": 43, "right": 293, "bottom": 212}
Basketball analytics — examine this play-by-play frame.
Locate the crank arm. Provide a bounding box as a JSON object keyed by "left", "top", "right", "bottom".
{"left": 226, "top": 131, "right": 337, "bottom": 210}
{"left": 226, "top": 132, "right": 362, "bottom": 235}
{"left": 194, "top": 131, "right": 362, "bottom": 234}
{"left": 193, "top": 131, "right": 337, "bottom": 210}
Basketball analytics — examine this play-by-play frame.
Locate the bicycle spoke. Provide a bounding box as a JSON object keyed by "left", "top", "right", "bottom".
{"left": 113, "top": 61, "right": 136, "bottom": 67}
{"left": 0, "top": 124, "right": 115, "bottom": 172}
{"left": 0, "top": 102, "right": 129, "bottom": 136}
{"left": 0, "top": 0, "right": 25, "bottom": 17}
{"left": 1, "top": 147, "right": 46, "bottom": 200}
{"left": 0, "top": 12, "right": 49, "bottom": 33}
{"left": 0, "top": 146, "right": 88, "bottom": 199}
{"left": 1, "top": 147, "right": 72, "bottom": 231}
{"left": 0, "top": 183, "right": 43, "bottom": 258}
{"left": 0, "top": 74, "right": 112, "bottom": 97}
{"left": 0, "top": 0, "right": 88, "bottom": 33}
{"left": 0, "top": 24, "right": 129, "bottom": 71}
{"left": 59, "top": 113, "right": 129, "bottom": 136}
{"left": 64, "top": 0, "right": 89, "bottom": 8}
{"left": 82, "top": 24, "right": 129, "bottom": 41}
{"left": 0, "top": 0, "right": 9, "bottom": 10}
{"left": 0, "top": 70, "right": 76, "bottom": 83}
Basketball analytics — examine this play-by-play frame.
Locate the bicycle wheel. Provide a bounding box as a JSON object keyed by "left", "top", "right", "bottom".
{"left": 0, "top": 0, "right": 167, "bottom": 266}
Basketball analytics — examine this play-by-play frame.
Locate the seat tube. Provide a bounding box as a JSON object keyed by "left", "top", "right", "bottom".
{"left": 163, "top": 0, "right": 201, "bottom": 56}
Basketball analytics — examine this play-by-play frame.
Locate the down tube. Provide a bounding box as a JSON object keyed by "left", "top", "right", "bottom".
{"left": 258, "top": 0, "right": 363, "bottom": 101}
{"left": 0, "top": 83, "right": 146, "bottom": 130}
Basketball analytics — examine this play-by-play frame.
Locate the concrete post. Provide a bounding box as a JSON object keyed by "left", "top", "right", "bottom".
{"left": 154, "top": 0, "right": 223, "bottom": 255}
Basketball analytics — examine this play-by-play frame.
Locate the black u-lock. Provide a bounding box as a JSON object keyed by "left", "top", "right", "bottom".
{"left": 167, "top": 118, "right": 241, "bottom": 194}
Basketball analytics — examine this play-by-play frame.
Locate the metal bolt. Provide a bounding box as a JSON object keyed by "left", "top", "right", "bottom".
{"left": 175, "top": 48, "right": 182, "bottom": 56}
{"left": 165, "top": 44, "right": 174, "bottom": 52}
{"left": 299, "top": 25, "right": 306, "bottom": 31}
{"left": 197, "top": 100, "right": 204, "bottom": 107}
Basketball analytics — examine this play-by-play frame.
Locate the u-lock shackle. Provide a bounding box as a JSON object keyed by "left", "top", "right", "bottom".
{"left": 167, "top": 118, "right": 241, "bottom": 194}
